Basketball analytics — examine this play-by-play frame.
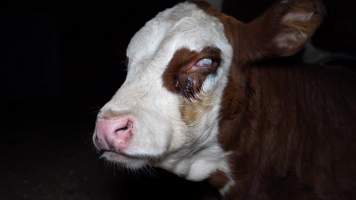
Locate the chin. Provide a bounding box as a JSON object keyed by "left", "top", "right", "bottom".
{"left": 100, "top": 151, "right": 149, "bottom": 169}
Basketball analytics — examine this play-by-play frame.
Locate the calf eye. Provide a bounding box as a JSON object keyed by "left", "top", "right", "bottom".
{"left": 195, "top": 58, "right": 213, "bottom": 67}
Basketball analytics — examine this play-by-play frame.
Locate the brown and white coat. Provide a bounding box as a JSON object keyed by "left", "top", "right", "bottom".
{"left": 93, "top": 1, "right": 356, "bottom": 199}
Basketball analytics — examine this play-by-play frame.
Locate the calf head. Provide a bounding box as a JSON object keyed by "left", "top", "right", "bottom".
{"left": 93, "top": 0, "right": 324, "bottom": 182}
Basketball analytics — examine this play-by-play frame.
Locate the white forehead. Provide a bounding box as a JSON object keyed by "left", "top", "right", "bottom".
{"left": 126, "top": 2, "right": 231, "bottom": 69}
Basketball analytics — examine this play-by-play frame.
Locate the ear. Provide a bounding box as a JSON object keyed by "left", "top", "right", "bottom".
{"left": 238, "top": 0, "right": 325, "bottom": 63}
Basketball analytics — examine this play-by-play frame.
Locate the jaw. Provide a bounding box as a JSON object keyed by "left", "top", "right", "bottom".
{"left": 157, "top": 142, "right": 231, "bottom": 181}
{"left": 100, "top": 151, "right": 150, "bottom": 169}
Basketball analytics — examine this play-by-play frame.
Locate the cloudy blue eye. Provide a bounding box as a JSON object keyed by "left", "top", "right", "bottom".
{"left": 196, "top": 58, "right": 213, "bottom": 67}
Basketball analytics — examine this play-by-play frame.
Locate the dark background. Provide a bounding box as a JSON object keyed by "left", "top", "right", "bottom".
{"left": 1, "top": 0, "right": 355, "bottom": 200}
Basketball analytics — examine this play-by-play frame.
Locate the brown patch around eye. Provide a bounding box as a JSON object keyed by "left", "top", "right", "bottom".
{"left": 180, "top": 93, "right": 213, "bottom": 126}
{"left": 162, "top": 47, "right": 221, "bottom": 99}
{"left": 162, "top": 47, "right": 221, "bottom": 125}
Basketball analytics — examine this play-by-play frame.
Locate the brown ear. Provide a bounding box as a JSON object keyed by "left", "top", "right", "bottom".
{"left": 238, "top": 0, "right": 325, "bottom": 63}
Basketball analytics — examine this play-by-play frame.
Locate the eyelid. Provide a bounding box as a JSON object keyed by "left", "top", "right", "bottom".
{"left": 196, "top": 58, "right": 213, "bottom": 67}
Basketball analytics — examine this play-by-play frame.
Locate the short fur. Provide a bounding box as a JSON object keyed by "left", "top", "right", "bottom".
{"left": 93, "top": 0, "right": 356, "bottom": 199}
{"left": 194, "top": 0, "right": 356, "bottom": 199}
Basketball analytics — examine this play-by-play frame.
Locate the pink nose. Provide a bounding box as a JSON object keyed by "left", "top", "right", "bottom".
{"left": 94, "top": 116, "right": 134, "bottom": 152}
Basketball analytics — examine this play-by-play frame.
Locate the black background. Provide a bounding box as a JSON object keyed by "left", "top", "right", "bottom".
{"left": 1, "top": 0, "right": 355, "bottom": 199}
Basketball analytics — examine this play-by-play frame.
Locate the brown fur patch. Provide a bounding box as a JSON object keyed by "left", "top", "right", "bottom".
{"left": 162, "top": 48, "right": 196, "bottom": 94}
{"left": 191, "top": 1, "right": 356, "bottom": 200}
{"left": 162, "top": 47, "right": 221, "bottom": 99}
{"left": 162, "top": 47, "right": 221, "bottom": 125}
{"left": 180, "top": 93, "right": 213, "bottom": 126}
{"left": 194, "top": 0, "right": 325, "bottom": 63}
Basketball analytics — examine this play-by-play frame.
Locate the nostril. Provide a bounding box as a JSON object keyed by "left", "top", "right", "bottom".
{"left": 95, "top": 116, "right": 134, "bottom": 151}
{"left": 115, "top": 126, "right": 128, "bottom": 132}
{"left": 114, "top": 120, "right": 133, "bottom": 134}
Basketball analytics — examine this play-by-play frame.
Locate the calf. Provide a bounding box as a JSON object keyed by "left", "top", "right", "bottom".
{"left": 93, "top": 0, "right": 356, "bottom": 199}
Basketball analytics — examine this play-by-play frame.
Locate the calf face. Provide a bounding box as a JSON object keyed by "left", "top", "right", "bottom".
{"left": 93, "top": 0, "right": 324, "bottom": 183}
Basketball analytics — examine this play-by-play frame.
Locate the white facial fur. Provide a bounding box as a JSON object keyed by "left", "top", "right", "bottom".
{"left": 98, "top": 2, "right": 233, "bottom": 182}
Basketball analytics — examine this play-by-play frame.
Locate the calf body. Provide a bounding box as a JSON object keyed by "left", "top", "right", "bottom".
{"left": 218, "top": 64, "right": 356, "bottom": 199}
{"left": 93, "top": 0, "right": 356, "bottom": 199}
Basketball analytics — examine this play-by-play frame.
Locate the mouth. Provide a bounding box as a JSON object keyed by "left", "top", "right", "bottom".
{"left": 99, "top": 150, "right": 150, "bottom": 169}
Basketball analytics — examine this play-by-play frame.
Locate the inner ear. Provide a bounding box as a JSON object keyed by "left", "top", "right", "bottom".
{"left": 272, "top": 0, "right": 325, "bottom": 56}
{"left": 162, "top": 47, "right": 221, "bottom": 100}
{"left": 239, "top": 0, "right": 325, "bottom": 62}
